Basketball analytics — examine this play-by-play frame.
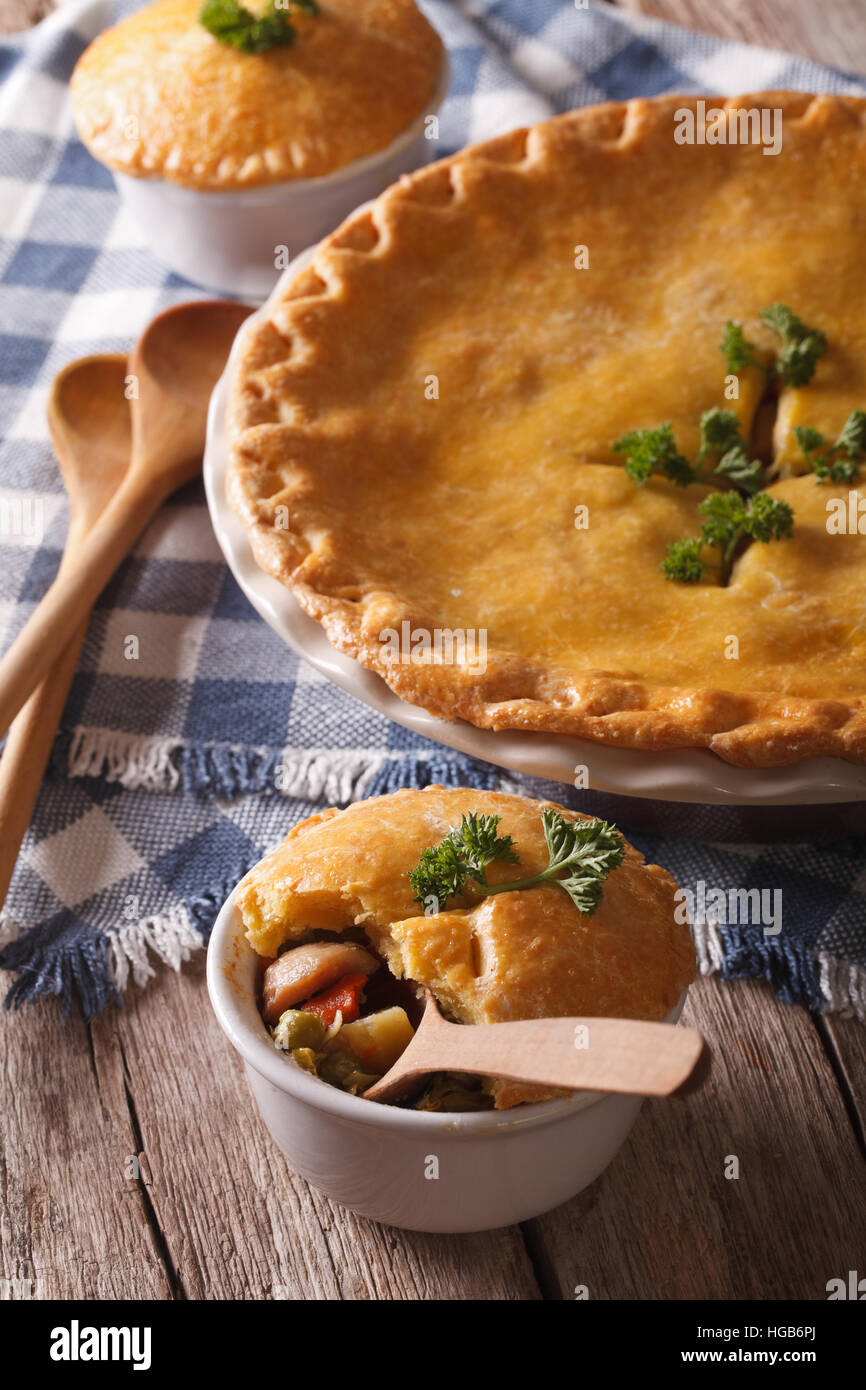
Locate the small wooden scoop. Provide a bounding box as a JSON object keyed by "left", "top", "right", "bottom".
{"left": 0, "top": 355, "right": 131, "bottom": 911}
{"left": 363, "top": 990, "right": 707, "bottom": 1105}
{"left": 0, "top": 299, "right": 252, "bottom": 741}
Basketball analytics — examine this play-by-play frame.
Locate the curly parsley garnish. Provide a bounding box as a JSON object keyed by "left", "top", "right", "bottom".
{"left": 409, "top": 810, "right": 625, "bottom": 916}
{"left": 722, "top": 307, "right": 827, "bottom": 385}
{"left": 409, "top": 811, "right": 519, "bottom": 909}
{"left": 613, "top": 409, "right": 766, "bottom": 495}
{"left": 697, "top": 406, "right": 743, "bottom": 462}
{"left": 608, "top": 305, "right": 856, "bottom": 583}
{"left": 760, "top": 303, "right": 827, "bottom": 387}
{"left": 612, "top": 423, "right": 694, "bottom": 487}
{"left": 697, "top": 407, "right": 766, "bottom": 492}
{"left": 662, "top": 491, "right": 794, "bottom": 586}
{"left": 720, "top": 320, "right": 760, "bottom": 375}
{"left": 793, "top": 409, "right": 866, "bottom": 483}
{"left": 199, "top": 0, "right": 318, "bottom": 54}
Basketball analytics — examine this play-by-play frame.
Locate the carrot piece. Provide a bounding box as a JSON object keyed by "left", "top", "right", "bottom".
{"left": 303, "top": 973, "right": 367, "bottom": 1028}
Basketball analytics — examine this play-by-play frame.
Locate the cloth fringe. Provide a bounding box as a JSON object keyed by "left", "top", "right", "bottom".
{"left": 60, "top": 727, "right": 506, "bottom": 801}
{"left": 692, "top": 915, "right": 865, "bottom": 1014}
{"left": 107, "top": 903, "right": 205, "bottom": 993}
{"left": 67, "top": 727, "right": 182, "bottom": 791}
{"left": 691, "top": 916, "right": 727, "bottom": 975}
{"left": 817, "top": 952, "right": 866, "bottom": 1020}
{"left": 0, "top": 886, "right": 233, "bottom": 1019}
{"left": 0, "top": 915, "right": 119, "bottom": 1018}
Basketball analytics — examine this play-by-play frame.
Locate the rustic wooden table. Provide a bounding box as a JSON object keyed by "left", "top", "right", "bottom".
{"left": 2, "top": 0, "right": 866, "bottom": 1302}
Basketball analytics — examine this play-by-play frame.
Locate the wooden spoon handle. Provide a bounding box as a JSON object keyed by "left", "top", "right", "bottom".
{"left": 0, "top": 472, "right": 163, "bottom": 741}
{"left": 388, "top": 1016, "right": 705, "bottom": 1099}
{"left": 0, "top": 621, "right": 87, "bottom": 913}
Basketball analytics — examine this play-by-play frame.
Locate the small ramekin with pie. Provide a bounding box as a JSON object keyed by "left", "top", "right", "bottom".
{"left": 237, "top": 785, "right": 694, "bottom": 1109}
{"left": 208, "top": 786, "right": 696, "bottom": 1229}
{"left": 70, "top": 0, "right": 448, "bottom": 295}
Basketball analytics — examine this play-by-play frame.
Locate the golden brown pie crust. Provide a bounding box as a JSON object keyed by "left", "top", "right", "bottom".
{"left": 236, "top": 786, "right": 695, "bottom": 1107}
{"left": 70, "top": 0, "right": 443, "bottom": 189}
{"left": 227, "top": 92, "right": 866, "bottom": 766}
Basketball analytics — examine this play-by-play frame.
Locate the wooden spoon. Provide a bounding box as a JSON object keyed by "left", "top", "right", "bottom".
{"left": 0, "top": 300, "right": 252, "bottom": 741}
{"left": 0, "top": 355, "right": 131, "bottom": 911}
{"left": 363, "top": 989, "right": 707, "bottom": 1105}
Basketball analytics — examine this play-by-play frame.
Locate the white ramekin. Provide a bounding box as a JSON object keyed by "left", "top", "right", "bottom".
{"left": 114, "top": 55, "right": 450, "bottom": 300}
{"left": 207, "top": 887, "right": 687, "bottom": 1233}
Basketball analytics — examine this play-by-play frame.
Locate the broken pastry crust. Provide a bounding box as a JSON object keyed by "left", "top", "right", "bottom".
{"left": 235, "top": 786, "right": 696, "bottom": 1108}
{"left": 227, "top": 91, "right": 866, "bottom": 766}
{"left": 70, "top": 0, "right": 444, "bottom": 190}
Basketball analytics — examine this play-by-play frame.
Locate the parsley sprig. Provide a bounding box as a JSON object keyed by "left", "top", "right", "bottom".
{"left": 761, "top": 303, "right": 827, "bottom": 387}
{"left": 609, "top": 304, "right": 858, "bottom": 585}
{"left": 662, "top": 491, "right": 794, "bottom": 585}
{"left": 409, "top": 810, "right": 625, "bottom": 916}
{"left": 721, "top": 307, "right": 828, "bottom": 387}
{"left": 410, "top": 811, "right": 520, "bottom": 908}
{"left": 613, "top": 408, "right": 766, "bottom": 493}
{"left": 720, "top": 320, "right": 760, "bottom": 374}
{"left": 612, "top": 408, "right": 792, "bottom": 584}
{"left": 199, "top": 0, "right": 318, "bottom": 54}
{"left": 793, "top": 410, "right": 866, "bottom": 483}
{"left": 612, "top": 424, "right": 693, "bottom": 487}
{"left": 697, "top": 407, "right": 766, "bottom": 492}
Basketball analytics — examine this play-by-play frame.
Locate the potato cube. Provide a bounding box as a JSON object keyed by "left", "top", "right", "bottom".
{"left": 339, "top": 1007, "right": 414, "bottom": 1074}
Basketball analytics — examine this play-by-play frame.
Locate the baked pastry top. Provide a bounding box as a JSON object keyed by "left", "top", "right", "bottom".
{"left": 70, "top": 0, "right": 443, "bottom": 189}
{"left": 237, "top": 786, "right": 695, "bottom": 1105}
{"left": 227, "top": 91, "right": 866, "bottom": 766}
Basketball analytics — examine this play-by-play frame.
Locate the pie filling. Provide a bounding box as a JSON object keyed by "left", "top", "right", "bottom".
{"left": 258, "top": 931, "right": 492, "bottom": 1111}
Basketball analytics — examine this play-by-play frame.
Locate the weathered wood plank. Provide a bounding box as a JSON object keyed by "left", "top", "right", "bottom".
{"left": 819, "top": 1011, "right": 866, "bottom": 1151}
{"left": 525, "top": 976, "right": 866, "bottom": 1299}
{"left": 0, "top": 987, "right": 172, "bottom": 1299}
{"left": 614, "top": 0, "right": 866, "bottom": 77}
{"left": 90, "top": 952, "right": 541, "bottom": 1300}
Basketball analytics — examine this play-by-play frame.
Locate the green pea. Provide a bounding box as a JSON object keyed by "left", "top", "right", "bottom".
{"left": 273, "top": 1009, "right": 326, "bottom": 1052}
{"left": 318, "top": 1047, "right": 379, "bottom": 1095}
{"left": 290, "top": 1047, "right": 319, "bottom": 1074}
{"left": 317, "top": 1047, "right": 357, "bottom": 1087}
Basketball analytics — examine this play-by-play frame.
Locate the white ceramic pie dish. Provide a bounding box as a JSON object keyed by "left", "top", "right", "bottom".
{"left": 112, "top": 55, "right": 450, "bottom": 299}
{"left": 207, "top": 886, "right": 687, "bottom": 1232}
{"left": 203, "top": 269, "right": 866, "bottom": 812}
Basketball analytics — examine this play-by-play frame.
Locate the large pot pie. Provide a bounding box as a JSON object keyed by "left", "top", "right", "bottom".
{"left": 227, "top": 92, "right": 866, "bottom": 767}
{"left": 236, "top": 786, "right": 695, "bottom": 1108}
{"left": 70, "top": 0, "right": 444, "bottom": 189}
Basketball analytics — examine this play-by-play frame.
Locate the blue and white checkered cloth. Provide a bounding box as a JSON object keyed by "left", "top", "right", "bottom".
{"left": 1, "top": 0, "right": 865, "bottom": 1018}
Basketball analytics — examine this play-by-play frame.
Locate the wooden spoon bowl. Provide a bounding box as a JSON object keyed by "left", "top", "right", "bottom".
{"left": 47, "top": 354, "right": 133, "bottom": 531}
{"left": 0, "top": 300, "right": 253, "bottom": 740}
{"left": 133, "top": 299, "right": 253, "bottom": 406}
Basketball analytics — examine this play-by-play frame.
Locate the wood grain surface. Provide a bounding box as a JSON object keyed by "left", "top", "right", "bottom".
{"left": 3, "top": 959, "right": 864, "bottom": 1300}
{"left": 617, "top": 0, "right": 866, "bottom": 76}
{"left": 1, "top": 0, "right": 865, "bottom": 1302}
{"left": 528, "top": 979, "right": 866, "bottom": 1300}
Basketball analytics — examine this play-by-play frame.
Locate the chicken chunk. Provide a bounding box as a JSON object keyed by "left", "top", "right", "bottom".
{"left": 262, "top": 941, "right": 379, "bottom": 1024}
